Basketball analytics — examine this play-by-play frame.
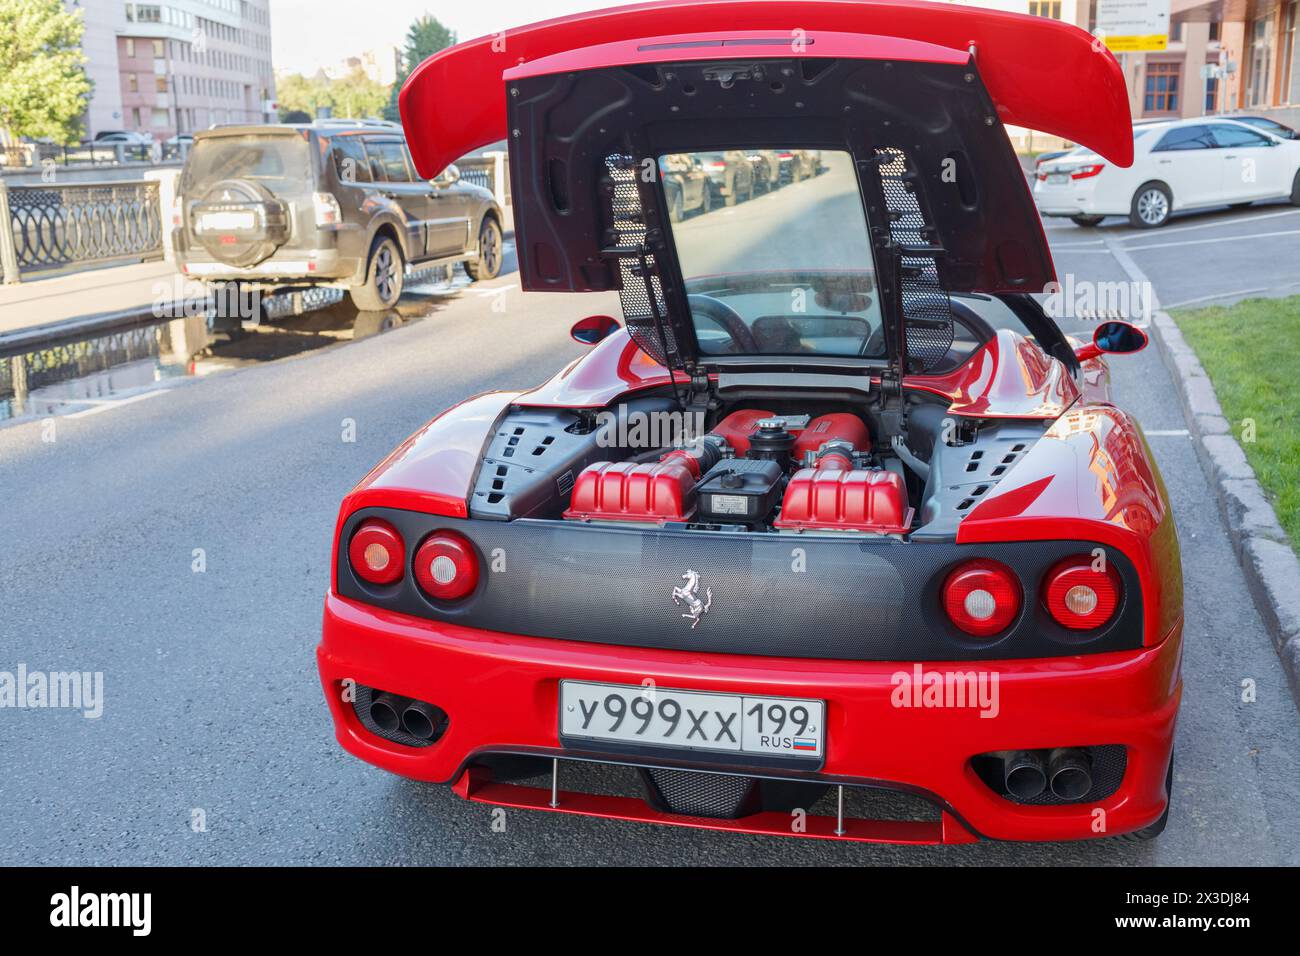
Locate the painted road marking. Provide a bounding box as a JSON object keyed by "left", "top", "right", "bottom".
{"left": 64, "top": 390, "right": 168, "bottom": 419}
{"left": 1124, "top": 228, "right": 1300, "bottom": 253}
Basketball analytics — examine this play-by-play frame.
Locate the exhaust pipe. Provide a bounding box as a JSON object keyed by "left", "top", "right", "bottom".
{"left": 1048, "top": 748, "right": 1093, "bottom": 800}
{"left": 401, "top": 700, "right": 442, "bottom": 740}
{"left": 368, "top": 692, "right": 402, "bottom": 733}
{"left": 1002, "top": 750, "right": 1047, "bottom": 800}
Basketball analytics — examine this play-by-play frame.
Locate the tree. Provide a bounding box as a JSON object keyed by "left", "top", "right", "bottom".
{"left": 383, "top": 14, "right": 457, "bottom": 123}
{"left": 276, "top": 72, "right": 332, "bottom": 120}
{"left": 0, "top": 0, "right": 93, "bottom": 143}
{"left": 276, "top": 69, "right": 389, "bottom": 122}
{"left": 330, "top": 69, "right": 389, "bottom": 120}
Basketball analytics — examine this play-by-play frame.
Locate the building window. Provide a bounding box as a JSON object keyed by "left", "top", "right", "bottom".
{"left": 1209, "top": 21, "right": 1221, "bottom": 42}
{"left": 152, "top": 38, "right": 164, "bottom": 58}
{"left": 156, "top": 76, "right": 167, "bottom": 93}
{"left": 127, "top": 73, "right": 138, "bottom": 93}
{"left": 125, "top": 37, "right": 135, "bottom": 57}
{"left": 1205, "top": 72, "right": 1219, "bottom": 112}
{"left": 1283, "top": 2, "right": 1298, "bottom": 105}
{"left": 1029, "top": 0, "right": 1063, "bottom": 18}
{"left": 1170, "top": 21, "right": 1184, "bottom": 43}
{"left": 1247, "top": 15, "right": 1275, "bottom": 107}
{"left": 1144, "top": 62, "right": 1181, "bottom": 113}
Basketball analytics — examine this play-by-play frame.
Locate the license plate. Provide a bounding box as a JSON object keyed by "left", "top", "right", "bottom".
{"left": 1047, "top": 173, "right": 1069, "bottom": 185}
{"left": 200, "top": 211, "right": 255, "bottom": 232}
{"left": 560, "top": 680, "right": 824, "bottom": 758}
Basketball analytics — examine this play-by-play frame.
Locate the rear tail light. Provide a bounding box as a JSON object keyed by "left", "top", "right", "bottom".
{"left": 348, "top": 520, "right": 405, "bottom": 585}
{"left": 1070, "top": 163, "right": 1106, "bottom": 180}
{"left": 707, "top": 161, "right": 727, "bottom": 171}
{"left": 942, "top": 559, "right": 1022, "bottom": 637}
{"left": 414, "top": 531, "right": 479, "bottom": 601}
{"left": 1043, "top": 556, "right": 1122, "bottom": 630}
{"left": 312, "top": 191, "right": 342, "bottom": 226}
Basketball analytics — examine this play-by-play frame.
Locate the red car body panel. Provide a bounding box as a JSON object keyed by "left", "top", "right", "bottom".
{"left": 400, "top": 0, "right": 1133, "bottom": 177}
{"left": 318, "top": 592, "right": 1180, "bottom": 842}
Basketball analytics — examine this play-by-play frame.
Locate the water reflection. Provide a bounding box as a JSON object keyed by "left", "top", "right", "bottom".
{"left": 0, "top": 264, "right": 471, "bottom": 425}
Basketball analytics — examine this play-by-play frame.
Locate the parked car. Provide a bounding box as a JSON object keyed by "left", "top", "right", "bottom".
{"left": 91, "top": 131, "right": 154, "bottom": 146}
{"left": 659, "top": 152, "right": 711, "bottom": 220}
{"left": 746, "top": 149, "right": 783, "bottom": 193}
{"left": 172, "top": 123, "right": 504, "bottom": 315}
{"left": 698, "top": 149, "right": 754, "bottom": 204}
{"left": 1230, "top": 114, "right": 1299, "bottom": 140}
{"left": 320, "top": 2, "right": 1182, "bottom": 845}
{"left": 1034, "top": 116, "right": 1300, "bottom": 227}
{"left": 776, "top": 148, "right": 823, "bottom": 183}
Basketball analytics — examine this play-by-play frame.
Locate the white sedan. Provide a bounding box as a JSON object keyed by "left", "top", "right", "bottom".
{"left": 1033, "top": 117, "right": 1300, "bottom": 228}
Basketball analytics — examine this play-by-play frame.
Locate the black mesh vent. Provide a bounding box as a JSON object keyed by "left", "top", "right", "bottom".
{"left": 604, "top": 153, "right": 679, "bottom": 367}
{"left": 874, "top": 147, "right": 954, "bottom": 371}
{"left": 640, "top": 767, "right": 762, "bottom": 819}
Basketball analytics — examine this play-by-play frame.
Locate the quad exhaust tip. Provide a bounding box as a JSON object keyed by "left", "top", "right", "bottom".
{"left": 401, "top": 700, "right": 441, "bottom": 740}
{"left": 1000, "top": 748, "right": 1095, "bottom": 801}
{"left": 1003, "top": 750, "right": 1048, "bottom": 800}
{"left": 1048, "top": 747, "right": 1093, "bottom": 800}
{"left": 368, "top": 692, "right": 402, "bottom": 733}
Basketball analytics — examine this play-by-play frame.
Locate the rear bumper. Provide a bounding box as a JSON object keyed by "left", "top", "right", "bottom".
{"left": 175, "top": 246, "right": 359, "bottom": 283}
{"left": 318, "top": 590, "right": 1181, "bottom": 843}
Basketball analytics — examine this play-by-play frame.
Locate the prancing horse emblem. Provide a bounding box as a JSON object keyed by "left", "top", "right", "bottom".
{"left": 672, "top": 569, "right": 713, "bottom": 629}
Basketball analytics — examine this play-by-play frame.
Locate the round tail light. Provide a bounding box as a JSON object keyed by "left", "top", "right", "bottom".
{"left": 942, "top": 559, "right": 1022, "bottom": 637}
{"left": 414, "top": 531, "right": 479, "bottom": 601}
{"left": 348, "top": 520, "right": 405, "bottom": 585}
{"left": 1043, "top": 556, "right": 1122, "bottom": 630}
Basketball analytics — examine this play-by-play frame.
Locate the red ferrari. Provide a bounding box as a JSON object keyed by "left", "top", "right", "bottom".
{"left": 317, "top": 0, "right": 1182, "bottom": 844}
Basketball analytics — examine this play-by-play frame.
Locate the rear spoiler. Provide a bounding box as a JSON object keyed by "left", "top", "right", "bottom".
{"left": 400, "top": 0, "right": 1133, "bottom": 178}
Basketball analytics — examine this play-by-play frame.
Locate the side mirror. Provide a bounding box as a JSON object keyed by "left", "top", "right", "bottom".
{"left": 571, "top": 314, "right": 621, "bottom": 346}
{"left": 433, "top": 163, "right": 460, "bottom": 187}
{"left": 1075, "top": 320, "right": 1149, "bottom": 362}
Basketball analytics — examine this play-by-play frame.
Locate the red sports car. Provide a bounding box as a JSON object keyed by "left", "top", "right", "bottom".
{"left": 317, "top": 0, "right": 1182, "bottom": 844}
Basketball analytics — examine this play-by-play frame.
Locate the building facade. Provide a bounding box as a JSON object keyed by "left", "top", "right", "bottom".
{"left": 944, "top": 0, "right": 1299, "bottom": 137}
{"left": 73, "top": 0, "right": 276, "bottom": 140}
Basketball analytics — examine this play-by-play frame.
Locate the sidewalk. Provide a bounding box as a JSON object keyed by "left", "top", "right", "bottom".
{"left": 0, "top": 260, "right": 182, "bottom": 337}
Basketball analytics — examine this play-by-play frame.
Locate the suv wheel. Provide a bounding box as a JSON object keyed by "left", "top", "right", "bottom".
{"left": 349, "top": 236, "right": 403, "bottom": 311}
{"left": 465, "top": 216, "right": 503, "bottom": 281}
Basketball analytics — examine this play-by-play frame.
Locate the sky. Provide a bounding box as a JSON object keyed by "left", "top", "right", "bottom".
{"left": 268, "top": 0, "right": 621, "bottom": 76}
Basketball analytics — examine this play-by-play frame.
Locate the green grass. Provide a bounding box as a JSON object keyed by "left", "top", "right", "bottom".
{"left": 1173, "top": 296, "right": 1300, "bottom": 549}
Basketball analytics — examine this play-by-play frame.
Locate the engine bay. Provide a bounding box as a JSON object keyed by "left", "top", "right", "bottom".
{"left": 469, "top": 383, "right": 1047, "bottom": 537}
{"left": 562, "top": 409, "right": 912, "bottom": 533}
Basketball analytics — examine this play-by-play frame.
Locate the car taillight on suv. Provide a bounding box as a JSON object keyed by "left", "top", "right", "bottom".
{"left": 313, "top": 192, "right": 342, "bottom": 227}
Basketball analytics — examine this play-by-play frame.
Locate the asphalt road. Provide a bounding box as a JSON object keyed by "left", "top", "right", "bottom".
{"left": 1, "top": 200, "right": 1299, "bottom": 865}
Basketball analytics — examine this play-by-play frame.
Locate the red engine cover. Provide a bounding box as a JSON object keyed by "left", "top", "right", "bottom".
{"left": 709, "top": 409, "right": 775, "bottom": 456}
{"left": 792, "top": 413, "right": 872, "bottom": 460}
{"left": 563, "top": 460, "right": 696, "bottom": 524}
{"left": 775, "top": 468, "right": 912, "bottom": 534}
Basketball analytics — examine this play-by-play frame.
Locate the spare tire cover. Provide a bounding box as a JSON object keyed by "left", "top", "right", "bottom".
{"left": 194, "top": 179, "right": 286, "bottom": 268}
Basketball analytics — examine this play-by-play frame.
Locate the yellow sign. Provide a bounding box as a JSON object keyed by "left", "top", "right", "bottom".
{"left": 1105, "top": 34, "right": 1169, "bottom": 52}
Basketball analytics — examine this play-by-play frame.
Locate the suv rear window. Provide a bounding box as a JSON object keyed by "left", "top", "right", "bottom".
{"left": 183, "top": 134, "right": 313, "bottom": 195}
{"left": 331, "top": 136, "right": 372, "bottom": 183}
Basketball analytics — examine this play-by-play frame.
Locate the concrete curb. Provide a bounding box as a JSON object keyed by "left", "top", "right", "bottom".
{"left": 1150, "top": 309, "right": 1300, "bottom": 702}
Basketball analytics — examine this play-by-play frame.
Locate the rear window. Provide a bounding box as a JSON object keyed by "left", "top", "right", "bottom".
{"left": 183, "top": 134, "right": 313, "bottom": 195}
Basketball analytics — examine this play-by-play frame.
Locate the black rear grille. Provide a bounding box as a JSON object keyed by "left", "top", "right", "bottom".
{"left": 337, "top": 509, "right": 1147, "bottom": 662}
{"left": 604, "top": 153, "right": 679, "bottom": 368}
{"left": 874, "top": 146, "right": 954, "bottom": 371}
{"left": 641, "top": 767, "right": 762, "bottom": 819}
